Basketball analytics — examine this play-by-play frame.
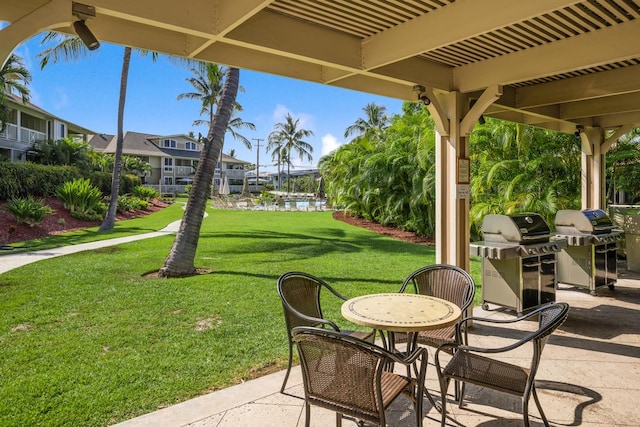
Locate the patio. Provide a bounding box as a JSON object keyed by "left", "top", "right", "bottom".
{"left": 114, "top": 263, "right": 640, "bottom": 427}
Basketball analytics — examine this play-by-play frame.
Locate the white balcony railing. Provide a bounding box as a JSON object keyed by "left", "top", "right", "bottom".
{"left": 20, "top": 128, "right": 46, "bottom": 143}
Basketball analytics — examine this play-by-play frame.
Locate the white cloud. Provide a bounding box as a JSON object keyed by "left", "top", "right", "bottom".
{"left": 271, "top": 104, "right": 315, "bottom": 131}
{"left": 321, "top": 133, "right": 342, "bottom": 156}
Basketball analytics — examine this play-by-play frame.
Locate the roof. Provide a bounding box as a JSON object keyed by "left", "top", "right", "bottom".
{"left": 2, "top": 1, "right": 639, "bottom": 134}
{"left": 4, "top": 93, "right": 96, "bottom": 135}
{"left": 88, "top": 131, "right": 251, "bottom": 163}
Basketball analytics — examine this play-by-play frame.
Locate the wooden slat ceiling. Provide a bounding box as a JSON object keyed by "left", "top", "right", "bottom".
{"left": 2, "top": 0, "right": 640, "bottom": 134}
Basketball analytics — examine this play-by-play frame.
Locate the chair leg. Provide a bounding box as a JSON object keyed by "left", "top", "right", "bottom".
{"left": 523, "top": 394, "right": 530, "bottom": 427}
{"left": 280, "top": 341, "right": 293, "bottom": 393}
{"left": 336, "top": 412, "right": 343, "bottom": 427}
{"left": 439, "top": 377, "right": 451, "bottom": 427}
{"left": 531, "top": 385, "right": 550, "bottom": 427}
{"left": 305, "top": 402, "right": 311, "bottom": 427}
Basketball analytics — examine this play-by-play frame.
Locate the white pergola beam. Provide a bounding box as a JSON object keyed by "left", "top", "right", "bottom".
{"left": 361, "top": 0, "right": 581, "bottom": 70}
{"left": 455, "top": 20, "right": 640, "bottom": 92}
{"left": 515, "top": 65, "right": 640, "bottom": 108}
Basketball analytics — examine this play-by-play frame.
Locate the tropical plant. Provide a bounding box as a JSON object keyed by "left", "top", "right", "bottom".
{"left": 343, "top": 102, "right": 389, "bottom": 141}
{"left": 320, "top": 101, "right": 436, "bottom": 235}
{"left": 6, "top": 196, "right": 53, "bottom": 226}
{"left": 268, "top": 114, "right": 314, "bottom": 193}
{"left": 131, "top": 185, "right": 159, "bottom": 201}
{"left": 56, "top": 178, "right": 105, "bottom": 221}
{"left": 0, "top": 53, "right": 31, "bottom": 130}
{"left": 266, "top": 135, "right": 286, "bottom": 191}
{"left": 178, "top": 63, "right": 255, "bottom": 150}
{"left": 469, "top": 118, "right": 581, "bottom": 238}
{"left": 159, "top": 67, "right": 240, "bottom": 277}
{"left": 28, "top": 137, "right": 93, "bottom": 171}
{"left": 606, "top": 128, "right": 640, "bottom": 203}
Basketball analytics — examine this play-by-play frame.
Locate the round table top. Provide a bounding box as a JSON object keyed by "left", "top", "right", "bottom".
{"left": 341, "top": 293, "right": 462, "bottom": 332}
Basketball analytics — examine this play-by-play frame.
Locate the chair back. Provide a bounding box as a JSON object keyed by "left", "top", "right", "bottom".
{"left": 531, "top": 302, "right": 570, "bottom": 362}
{"left": 278, "top": 272, "right": 345, "bottom": 334}
{"left": 293, "top": 327, "right": 390, "bottom": 424}
{"left": 400, "top": 264, "right": 475, "bottom": 313}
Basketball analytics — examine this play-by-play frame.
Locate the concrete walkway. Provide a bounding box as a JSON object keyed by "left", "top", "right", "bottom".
{"left": 0, "top": 219, "right": 181, "bottom": 275}
{"left": 113, "top": 264, "right": 640, "bottom": 427}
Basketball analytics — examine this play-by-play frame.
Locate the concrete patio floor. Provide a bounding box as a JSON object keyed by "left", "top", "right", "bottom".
{"left": 114, "top": 264, "right": 640, "bottom": 427}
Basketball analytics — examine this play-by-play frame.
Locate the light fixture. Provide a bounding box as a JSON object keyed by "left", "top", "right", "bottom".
{"left": 73, "top": 20, "right": 100, "bottom": 50}
{"left": 574, "top": 124, "right": 584, "bottom": 138}
{"left": 412, "top": 84, "right": 431, "bottom": 106}
{"left": 72, "top": 2, "right": 100, "bottom": 50}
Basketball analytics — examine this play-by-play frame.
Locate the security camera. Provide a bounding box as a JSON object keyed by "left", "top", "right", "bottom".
{"left": 418, "top": 94, "right": 431, "bottom": 106}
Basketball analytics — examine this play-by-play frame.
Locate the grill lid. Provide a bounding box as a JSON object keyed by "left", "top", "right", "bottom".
{"left": 555, "top": 209, "right": 614, "bottom": 235}
{"left": 481, "top": 213, "right": 551, "bottom": 244}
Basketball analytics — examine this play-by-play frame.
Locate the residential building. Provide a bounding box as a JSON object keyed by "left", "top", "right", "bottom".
{"left": 0, "top": 93, "right": 93, "bottom": 162}
{"left": 88, "top": 131, "right": 250, "bottom": 194}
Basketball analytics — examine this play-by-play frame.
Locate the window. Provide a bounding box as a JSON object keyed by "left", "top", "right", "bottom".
{"left": 164, "top": 158, "right": 173, "bottom": 172}
{"left": 59, "top": 123, "right": 66, "bottom": 138}
{"left": 185, "top": 141, "right": 197, "bottom": 151}
{"left": 163, "top": 177, "right": 173, "bottom": 185}
{"left": 163, "top": 139, "right": 177, "bottom": 148}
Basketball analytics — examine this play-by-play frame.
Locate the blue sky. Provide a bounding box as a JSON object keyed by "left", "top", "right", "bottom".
{"left": 11, "top": 32, "right": 404, "bottom": 172}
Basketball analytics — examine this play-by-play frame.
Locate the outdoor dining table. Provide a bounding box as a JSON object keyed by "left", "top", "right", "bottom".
{"left": 341, "top": 292, "right": 462, "bottom": 410}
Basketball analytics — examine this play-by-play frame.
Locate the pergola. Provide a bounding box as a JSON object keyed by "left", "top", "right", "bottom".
{"left": 2, "top": 0, "right": 640, "bottom": 270}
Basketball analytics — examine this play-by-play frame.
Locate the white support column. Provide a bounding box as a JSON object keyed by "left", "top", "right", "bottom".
{"left": 580, "top": 128, "right": 605, "bottom": 210}
{"left": 433, "top": 92, "right": 470, "bottom": 270}
{"left": 430, "top": 86, "right": 501, "bottom": 271}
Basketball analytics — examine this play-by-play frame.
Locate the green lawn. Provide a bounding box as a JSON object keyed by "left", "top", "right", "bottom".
{"left": 0, "top": 206, "right": 481, "bottom": 426}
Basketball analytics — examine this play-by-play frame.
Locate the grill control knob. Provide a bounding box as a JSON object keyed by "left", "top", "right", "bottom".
{"left": 527, "top": 247, "right": 537, "bottom": 255}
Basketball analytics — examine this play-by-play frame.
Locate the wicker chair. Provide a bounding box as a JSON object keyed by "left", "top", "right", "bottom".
{"left": 435, "top": 302, "right": 570, "bottom": 427}
{"left": 277, "top": 272, "right": 375, "bottom": 393}
{"left": 397, "top": 264, "right": 476, "bottom": 350}
{"left": 293, "top": 326, "right": 428, "bottom": 427}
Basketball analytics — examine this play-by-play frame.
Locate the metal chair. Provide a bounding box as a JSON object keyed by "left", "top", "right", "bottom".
{"left": 435, "top": 302, "right": 570, "bottom": 427}
{"left": 398, "top": 264, "right": 476, "bottom": 350}
{"left": 395, "top": 264, "right": 475, "bottom": 400}
{"left": 293, "top": 326, "right": 427, "bottom": 427}
{"left": 277, "top": 271, "right": 375, "bottom": 393}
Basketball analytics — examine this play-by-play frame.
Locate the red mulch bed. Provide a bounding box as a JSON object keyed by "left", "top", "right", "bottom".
{"left": 0, "top": 197, "right": 169, "bottom": 246}
{"left": 332, "top": 211, "right": 435, "bottom": 246}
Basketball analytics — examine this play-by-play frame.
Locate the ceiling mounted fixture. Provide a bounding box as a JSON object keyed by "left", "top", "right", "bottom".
{"left": 413, "top": 84, "right": 430, "bottom": 106}
{"left": 72, "top": 2, "right": 100, "bottom": 50}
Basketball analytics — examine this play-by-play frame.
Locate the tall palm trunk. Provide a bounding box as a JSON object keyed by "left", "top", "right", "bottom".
{"left": 159, "top": 67, "right": 240, "bottom": 278}
{"left": 100, "top": 47, "right": 131, "bottom": 231}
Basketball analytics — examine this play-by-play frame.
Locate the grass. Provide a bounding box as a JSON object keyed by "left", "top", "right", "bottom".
{"left": 0, "top": 206, "right": 482, "bottom": 426}
{"left": 1, "top": 202, "right": 186, "bottom": 254}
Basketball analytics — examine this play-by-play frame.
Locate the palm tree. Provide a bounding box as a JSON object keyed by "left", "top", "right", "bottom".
{"left": 159, "top": 67, "right": 240, "bottom": 278}
{"left": 0, "top": 54, "right": 31, "bottom": 130}
{"left": 178, "top": 63, "right": 255, "bottom": 151}
{"left": 38, "top": 33, "right": 156, "bottom": 231}
{"left": 268, "top": 114, "right": 313, "bottom": 193}
{"left": 343, "top": 102, "right": 389, "bottom": 141}
{"left": 266, "top": 133, "right": 286, "bottom": 191}
{"left": 99, "top": 46, "right": 131, "bottom": 231}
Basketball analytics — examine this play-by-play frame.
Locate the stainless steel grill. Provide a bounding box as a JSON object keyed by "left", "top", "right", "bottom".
{"left": 471, "top": 213, "right": 566, "bottom": 315}
{"left": 555, "top": 209, "right": 624, "bottom": 295}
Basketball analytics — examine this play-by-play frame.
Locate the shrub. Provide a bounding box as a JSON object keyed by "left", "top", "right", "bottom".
{"left": 117, "top": 195, "right": 150, "bottom": 212}
{"left": 131, "top": 185, "right": 159, "bottom": 201}
{"left": 56, "top": 179, "right": 105, "bottom": 221}
{"left": 0, "top": 163, "right": 82, "bottom": 200}
{"left": 120, "top": 174, "right": 142, "bottom": 195}
{"left": 6, "top": 196, "right": 54, "bottom": 227}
